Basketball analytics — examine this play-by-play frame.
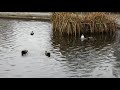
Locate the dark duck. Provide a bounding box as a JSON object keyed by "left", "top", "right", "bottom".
{"left": 87, "top": 37, "right": 97, "bottom": 41}
{"left": 31, "top": 31, "right": 34, "bottom": 35}
{"left": 45, "top": 51, "right": 50, "bottom": 57}
{"left": 21, "top": 50, "right": 28, "bottom": 56}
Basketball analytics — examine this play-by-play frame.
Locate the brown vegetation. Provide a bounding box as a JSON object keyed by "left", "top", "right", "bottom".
{"left": 51, "top": 12, "right": 118, "bottom": 36}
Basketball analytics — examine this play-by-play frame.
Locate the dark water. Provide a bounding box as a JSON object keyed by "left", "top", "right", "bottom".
{"left": 0, "top": 18, "right": 120, "bottom": 78}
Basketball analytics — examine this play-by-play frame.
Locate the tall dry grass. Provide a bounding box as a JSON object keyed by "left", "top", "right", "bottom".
{"left": 51, "top": 12, "right": 118, "bottom": 36}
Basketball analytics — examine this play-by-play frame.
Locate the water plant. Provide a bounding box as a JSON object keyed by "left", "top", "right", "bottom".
{"left": 51, "top": 12, "right": 118, "bottom": 36}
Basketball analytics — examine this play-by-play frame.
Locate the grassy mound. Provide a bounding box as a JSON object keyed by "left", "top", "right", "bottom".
{"left": 51, "top": 12, "right": 117, "bottom": 36}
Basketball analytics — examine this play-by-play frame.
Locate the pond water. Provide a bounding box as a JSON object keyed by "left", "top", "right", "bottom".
{"left": 0, "top": 18, "right": 120, "bottom": 78}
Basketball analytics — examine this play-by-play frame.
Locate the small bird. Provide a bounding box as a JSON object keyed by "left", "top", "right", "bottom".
{"left": 21, "top": 50, "right": 28, "bottom": 56}
{"left": 81, "top": 34, "right": 87, "bottom": 41}
{"left": 81, "top": 34, "right": 85, "bottom": 39}
{"left": 31, "top": 31, "right": 34, "bottom": 35}
{"left": 45, "top": 51, "right": 50, "bottom": 57}
{"left": 87, "top": 37, "right": 96, "bottom": 41}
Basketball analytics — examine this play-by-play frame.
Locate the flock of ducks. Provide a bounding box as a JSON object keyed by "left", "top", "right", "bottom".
{"left": 21, "top": 33, "right": 95, "bottom": 57}
{"left": 21, "top": 31, "right": 50, "bottom": 57}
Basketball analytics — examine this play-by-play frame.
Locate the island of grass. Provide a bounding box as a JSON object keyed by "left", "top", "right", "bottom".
{"left": 51, "top": 12, "right": 118, "bottom": 36}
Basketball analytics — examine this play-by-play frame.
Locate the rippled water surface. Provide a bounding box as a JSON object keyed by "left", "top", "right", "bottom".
{"left": 0, "top": 18, "right": 120, "bottom": 78}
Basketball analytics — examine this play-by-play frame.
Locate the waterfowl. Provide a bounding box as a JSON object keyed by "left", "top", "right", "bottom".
{"left": 80, "top": 34, "right": 87, "bottom": 41}
{"left": 81, "top": 34, "right": 85, "bottom": 39}
{"left": 45, "top": 51, "right": 50, "bottom": 57}
{"left": 21, "top": 50, "right": 28, "bottom": 56}
{"left": 31, "top": 31, "right": 34, "bottom": 35}
{"left": 87, "top": 37, "right": 96, "bottom": 41}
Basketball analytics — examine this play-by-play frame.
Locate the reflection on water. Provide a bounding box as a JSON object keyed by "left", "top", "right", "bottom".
{"left": 112, "top": 30, "right": 120, "bottom": 78}
{"left": 0, "top": 18, "right": 120, "bottom": 78}
{"left": 51, "top": 32, "right": 116, "bottom": 78}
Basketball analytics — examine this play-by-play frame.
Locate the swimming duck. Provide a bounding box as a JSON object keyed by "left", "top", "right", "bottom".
{"left": 81, "top": 34, "right": 87, "bottom": 41}
{"left": 45, "top": 51, "right": 50, "bottom": 57}
{"left": 21, "top": 50, "right": 28, "bottom": 56}
{"left": 31, "top": 31, "right": 34, "bottom": 35}
{"left": 87, "top": 37, "right": 96, "bottom": 41}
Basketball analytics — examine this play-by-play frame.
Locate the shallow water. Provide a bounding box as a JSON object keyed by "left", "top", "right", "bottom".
{"left": 0, "top": 18, "right": 120, "bottom": 78}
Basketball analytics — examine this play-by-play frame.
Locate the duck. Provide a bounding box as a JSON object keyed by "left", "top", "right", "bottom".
{"left": 80, "top": 34, "right": 87, "bottom": 41}
{"left": 81, "top": 34, "right": 85, "bottom": 39}
{"left": 31, "top": 31, "right": 34, "bottom": 35}
{"left": 21, "top": 50, "right": 28, "bottom": 56}
{"left": 45, "top": 51, "right": 50, "bottom": 57}
{"left": 87, "top": 37, "right": 96, "bottom": 41}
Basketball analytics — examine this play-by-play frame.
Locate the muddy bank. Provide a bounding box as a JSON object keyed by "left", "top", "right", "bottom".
{"left": 0, "top": 12, "right": 52, "bottom": 21}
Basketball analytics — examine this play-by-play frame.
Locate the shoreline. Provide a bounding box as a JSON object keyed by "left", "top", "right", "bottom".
{"left": 0, "top": 12, "right": 52, "bottom": 21}
{"left": 0, "top": 12, "right": 120, "bottom": 29}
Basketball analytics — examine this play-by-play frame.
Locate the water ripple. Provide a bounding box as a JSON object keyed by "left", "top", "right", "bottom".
{"left": 0, "top": 18, "right": 119, "bottom": 78}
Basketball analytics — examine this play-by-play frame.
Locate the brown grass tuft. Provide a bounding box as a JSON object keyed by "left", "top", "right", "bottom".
{"left": 51, "top": 12, "right": 118, "bottom": 36}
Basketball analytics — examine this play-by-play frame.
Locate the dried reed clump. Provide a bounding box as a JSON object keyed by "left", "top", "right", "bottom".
{"left": 51, "top": 12, "right": 118, "bottom": 36}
